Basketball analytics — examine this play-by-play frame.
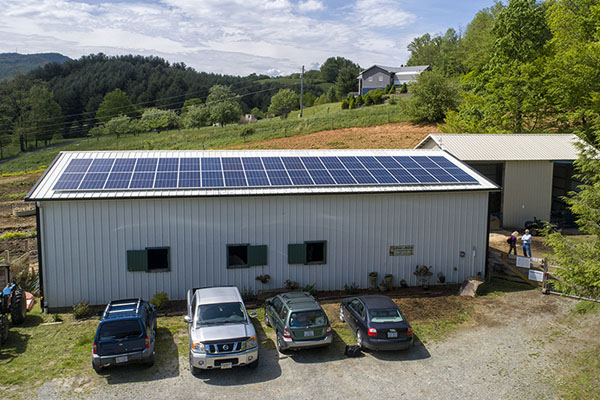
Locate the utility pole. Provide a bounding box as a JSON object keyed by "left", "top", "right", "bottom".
{"left": 299, "top": 65, "right": 304, "bottom": 118}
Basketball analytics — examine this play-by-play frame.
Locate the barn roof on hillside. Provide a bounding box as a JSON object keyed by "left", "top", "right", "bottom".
{"left": 415, "top": 134, "right": 580, "bottom": 162}
{"left": 26, "top": 149, "right": 498, "bottom": 201}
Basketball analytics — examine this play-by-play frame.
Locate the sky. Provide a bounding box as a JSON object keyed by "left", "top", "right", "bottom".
{"left": 0, "top": 0, "right": 494, "bottom": 77}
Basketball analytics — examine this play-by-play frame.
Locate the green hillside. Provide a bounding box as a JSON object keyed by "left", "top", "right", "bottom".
{"left": 0, "top": 52, "right": 69, "bottom": 81}
{"left": 0, "top": 100, "right": 409, "bottom": 175}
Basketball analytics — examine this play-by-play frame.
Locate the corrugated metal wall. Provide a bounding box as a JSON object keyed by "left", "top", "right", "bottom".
{"left": 503, "top": 161, "right": 553, "bottom": 228}
{"left": 40, "top": 191, "right": 489, "bottom": 307}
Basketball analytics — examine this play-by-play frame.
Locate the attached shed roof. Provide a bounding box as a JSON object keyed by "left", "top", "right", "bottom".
{"left": 415, "top": 134, "right": 580, "bottom": 162}
{"left": 26, "top": 149, "right": 498, "bottom": 201}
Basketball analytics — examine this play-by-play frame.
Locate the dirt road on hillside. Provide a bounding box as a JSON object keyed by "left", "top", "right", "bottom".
{"left": 228, "top": 122, "right": 440, "bottom": 150}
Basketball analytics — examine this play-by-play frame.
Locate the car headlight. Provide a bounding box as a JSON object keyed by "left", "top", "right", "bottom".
{"left": 192, "top": 342, "right": 206, "bottom": 354}
{"left": 243, "top": 336, "right": 258, "bottom": 350}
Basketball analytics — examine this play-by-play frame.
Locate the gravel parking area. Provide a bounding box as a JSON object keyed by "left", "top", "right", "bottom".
{"left": 35, "top": 288, "right": 599, "bottom": 400}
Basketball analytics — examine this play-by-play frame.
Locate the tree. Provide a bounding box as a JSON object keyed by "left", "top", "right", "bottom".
{"left": 182, "top": 98, "right": 203, "bottom": 114}
{"left": 460, "top": 2, "right": 504, "bottom": 72}
{"left": 21, "top": 85, "right": 63, "bottom": 147}
{"left": 407, "top": 70, "right": 460, "bottom": 122}
{"left": 89, "top": 125, "right": 107, "bottom": 141}
{"left": 268, "top": 89, "right": 299, "bottom": 119}
{"left": 407, "top": 29, "right": 464, "bottom": 76}
{"left": 96, "top": 88, "right": 137, "bottom": 124}
{"left": 320, "top": 57, "right": 360, "bottom": 83}
{"left": 140, "top": 108, "right": 180, "bottom": 133}
{"left": 545, "top": 139, "right": 600, "bottom": 299}
{"left": 104, "top": 115, "right": 132, "bottom": 138}
{"left": 335, "top": 65, "right": 360, "bottom": 98}
{"left": 205, "top": 85, "right": 242, "bottom": 126}
{"left": 182, "top": 104, "right": 210, "bottom": 128}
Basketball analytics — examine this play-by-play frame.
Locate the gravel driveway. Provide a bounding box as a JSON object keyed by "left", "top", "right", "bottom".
{"left": 38, "top": 289, "right": 598, "bottom": 400}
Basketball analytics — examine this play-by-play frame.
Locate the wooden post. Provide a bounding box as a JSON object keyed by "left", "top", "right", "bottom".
{"left": 541, "top": 259, "right": 549, "bottom": 294}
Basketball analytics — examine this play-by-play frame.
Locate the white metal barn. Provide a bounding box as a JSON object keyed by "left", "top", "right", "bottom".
{"left": 26, "top": 149, "right": 497, "bottom": 309}
{"left": 416, "top": 134, "right": 580, "bottom": 229}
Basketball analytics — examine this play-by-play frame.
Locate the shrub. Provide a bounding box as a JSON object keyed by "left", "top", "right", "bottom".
{"left": 150, "top": 292, "right": 169, "bottom": 310}
{"left": 73, "top": 301, "right": 92, "bottom": 320}
{"left": 355, "top": 95, "right": 364, "bottom": 106}
{"left": 300, "top": 283, "right": 316, "bottom": 295}
{"left": 344, "top": 283, "right": 359, "bottom": 294}
{"left": 241, "top": 289, "right": 257, "bottom": 302}
{"left": 399, "top": 83, "right": 408, "bottom": 93}
{"left": 407, "top": 70, "right": 460, "bottom": 122}
{"left": 384, "top": 84, "right": 390, "bottom": 93}
{"left": 349, "top": 96, "right": 355, "bottom": 109}
{"left": 241, "top": 126, "right": 255, "bottom": 142}
{"left": 388, "top": 84, "right": 396, "bottom": 94}
{"left": 341, "top": 99, "right": 349, "bottom": 109}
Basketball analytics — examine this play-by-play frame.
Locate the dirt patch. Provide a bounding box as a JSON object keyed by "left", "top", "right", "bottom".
{"left": 227, "top": 121, "right": 440, "bottom": 150}
{"left": 489, "top": 229, "right": 553, "bottom": 258}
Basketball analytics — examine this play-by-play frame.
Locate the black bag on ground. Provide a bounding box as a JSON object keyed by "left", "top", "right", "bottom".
{"left": 344, "top": 345, "right": 362, "bottom": 357}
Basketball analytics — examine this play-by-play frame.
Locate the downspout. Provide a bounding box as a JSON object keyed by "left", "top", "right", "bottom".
{"left": 35, "top": 203, "right": 46, "bottom": 312}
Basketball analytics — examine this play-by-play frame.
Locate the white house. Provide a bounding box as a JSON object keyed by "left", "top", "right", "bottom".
{"left": 26, "top": 149, "right": 497, "bottom": 309}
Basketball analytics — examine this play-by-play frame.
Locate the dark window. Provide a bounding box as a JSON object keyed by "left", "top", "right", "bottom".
{"left": 278, "top": 305, "right": 288, "bottom": 321}
{"left": 288, "top": 240, "right": 327, "bottom": 265}
{"left": 289, "top": 310, "right": 327, "bottom": 327}
{"left": 127, "top": 247, "right": 170, "bottom": 272}
{"left": 228, "top": 245, "right": 248, "bottom": 267}
{"left": 99, "top": 320, "right": 142, "bottom": 339}
{"left": 307, "top": 242, "right": 325, "bottom": 264}
{"left": 227, "top": 244, "right": 267, "bottom": 268}
{"left": 147, "top": 247, "right": 169, "bottom": 270}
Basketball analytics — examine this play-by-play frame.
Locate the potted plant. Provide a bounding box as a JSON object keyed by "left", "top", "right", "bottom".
{"left": 255, "top": 274, "right": 270, "bottom": 284}
{"left": 284, "top": 279, "right": 299, "bottom": 290}
{"left": 437, "top": 272, "right": 446, "bottom": 284}
{"left": 413, "top": 265, "right": 433, "bottom": 289}
{"left": 384, "top": 274, "right": 393, "bottom": 291}
{"left": 368, "top": 272, "right": 378, "bottom": 290}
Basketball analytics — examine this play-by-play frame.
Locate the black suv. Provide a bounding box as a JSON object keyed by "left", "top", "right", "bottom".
{"left": 92, "top": 298, "right": 157, "bottom": 372}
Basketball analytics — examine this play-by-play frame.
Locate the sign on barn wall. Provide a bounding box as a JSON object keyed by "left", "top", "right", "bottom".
{"left": 389, "top": 245, "right": 414, "bottom": 256}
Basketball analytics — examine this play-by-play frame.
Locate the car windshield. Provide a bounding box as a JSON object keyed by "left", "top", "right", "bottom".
{"left": 196, "top": 302, "right": 247, "bottom": 326}
{"left": 99, "top": 320, "right": 142, "bottom": 339}
{"left": 289, "top": 310, "right": 327, "bottom": 327}
{"left": 370, "top": 308, "right": 404, "bottom": 323}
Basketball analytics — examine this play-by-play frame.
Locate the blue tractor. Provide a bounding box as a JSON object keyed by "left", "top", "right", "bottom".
{"left": 0, "top": 264, "right": 27, "bottom": 351}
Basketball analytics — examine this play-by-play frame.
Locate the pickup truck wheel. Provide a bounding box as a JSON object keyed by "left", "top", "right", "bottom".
{"left": 247, "top": 354, "right": 259, "bottom": 369}
{"left": 0, "top": 314, "right": 8, "bottom": 342}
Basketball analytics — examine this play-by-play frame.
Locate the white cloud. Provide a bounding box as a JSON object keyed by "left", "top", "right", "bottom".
{"left": 298, "top": 0, "right": 325, "bottom": 12}
{"left": 0, "top": 0, "right": 418, "bottom": 75}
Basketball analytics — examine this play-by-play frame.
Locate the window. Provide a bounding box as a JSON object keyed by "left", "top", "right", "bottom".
{"left": 278, "top": 304, "right": 288, "bottom": 321}
{"left": 378, "top": 76, "right": 383, "bottom": 82}
{"left": 368, "top": 77, "right": 373, "bottom": 82}
{"left": 288, "top": 240, "right": 327, "bottom": 265}
{"left": 226, "top": 244, "right": 267, "bottom": 268}
{"left": 127, "top": 247, "right": 170, "bottom": 272}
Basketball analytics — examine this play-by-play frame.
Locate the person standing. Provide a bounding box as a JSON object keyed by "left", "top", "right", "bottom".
{"left": 521, "top": 229, "right": 532, "bottom": 257}
{"left": 507, "top": 231, "right": 518, "bottom": 255}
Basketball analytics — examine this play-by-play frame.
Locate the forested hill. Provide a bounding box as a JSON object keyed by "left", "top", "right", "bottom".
{"left": 21, "top": 53, "right": 324, "bottom": 136}
{"left": 0, "top": 52, "right": 70, "bottom": 81}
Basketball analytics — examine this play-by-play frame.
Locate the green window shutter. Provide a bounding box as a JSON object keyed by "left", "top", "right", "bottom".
{"left": 127, "top": 250, "right": 148, "bottom": 272}
{"left": 248, "top": 245, "right": 268, "bottom": 266}
{"left": 288, "top": 243, "right": 307, "bottom": 264}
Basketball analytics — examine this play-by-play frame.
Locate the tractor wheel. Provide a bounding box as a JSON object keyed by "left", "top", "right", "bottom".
{"left": 0, "top": 314, "right": 8, "bottom": 343}
{"left": 10, "top": 287, "right": 27, "bottom": 325}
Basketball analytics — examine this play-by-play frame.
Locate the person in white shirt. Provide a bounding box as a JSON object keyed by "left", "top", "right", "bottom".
{"left": 521, "top": 229, "right": 532, "bottom": 257}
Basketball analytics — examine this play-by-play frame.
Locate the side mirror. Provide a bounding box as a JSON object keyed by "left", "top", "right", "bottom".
{"left": 249, "top": 311, "right": 258, "bottom": 318}
{"left": 184, "top": 315, "right": 192, "bottom": 324}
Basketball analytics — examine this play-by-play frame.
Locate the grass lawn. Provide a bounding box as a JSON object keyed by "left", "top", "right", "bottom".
{"left": 0, "top": 100, "right": 409, "bottom": 175}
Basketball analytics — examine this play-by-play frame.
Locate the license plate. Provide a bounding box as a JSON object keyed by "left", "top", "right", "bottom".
{"left": 387, "top": 332, "right": 398, "bottom": 338}
{"left": 304, "top": 331, "right": 314, "bottom": 337}
{"left": 115, "top": 356, "right": 128, "bottom": 363}
{"left": 220, "top": 362, "right": 232, "bottom": 369}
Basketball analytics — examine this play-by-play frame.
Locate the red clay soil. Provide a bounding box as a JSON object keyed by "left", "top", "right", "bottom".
{"left": 229, "top": 121, "right": 440, "bottom": 150}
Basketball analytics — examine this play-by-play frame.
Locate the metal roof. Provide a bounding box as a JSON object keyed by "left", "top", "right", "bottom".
{"left": 357, "top": 65, "right": 429, "bottom": 78}
{"left": 25, "top": 149, "right": 498, "bottom": 201}
{"left": 415, "top": 134, "right": 580, "bottom": 162}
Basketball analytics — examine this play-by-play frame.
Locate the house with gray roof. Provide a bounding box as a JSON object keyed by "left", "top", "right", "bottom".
{"left": 416, "top": 133, "right": 580, "bottom": 229}
{"left": 357, "top": 65, "right": 429, "bottom": 95}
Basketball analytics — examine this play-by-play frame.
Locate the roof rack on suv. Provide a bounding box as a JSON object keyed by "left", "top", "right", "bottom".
{"left": 102, "top": 298, "right": 142, "bottom": 319}
{"left": 280, "top": 292, "right": 315, "bottom": 303}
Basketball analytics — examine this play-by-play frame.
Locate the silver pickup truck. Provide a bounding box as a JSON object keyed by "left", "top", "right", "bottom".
{"left": 185, "top": 286, "right": 259, "bottom": 374}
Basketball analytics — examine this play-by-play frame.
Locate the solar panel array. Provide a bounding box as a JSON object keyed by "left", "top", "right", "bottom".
{"left": 53, "top": 155, "right": 478, "bottom": 191}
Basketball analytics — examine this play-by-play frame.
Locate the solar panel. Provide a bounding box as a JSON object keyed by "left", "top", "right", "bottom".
{"left": 224, "top": 171, "right": 246, "bottom": 187}
{"left": 79, "top": 172, "right": 109, "bottom": 189}
{"left": 54, "top": 154, "right": 480, "bottom": 191}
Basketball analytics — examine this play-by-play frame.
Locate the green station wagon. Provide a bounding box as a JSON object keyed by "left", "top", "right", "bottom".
{"left": 264, "top": 292, "right": 332, "bottom": 352}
